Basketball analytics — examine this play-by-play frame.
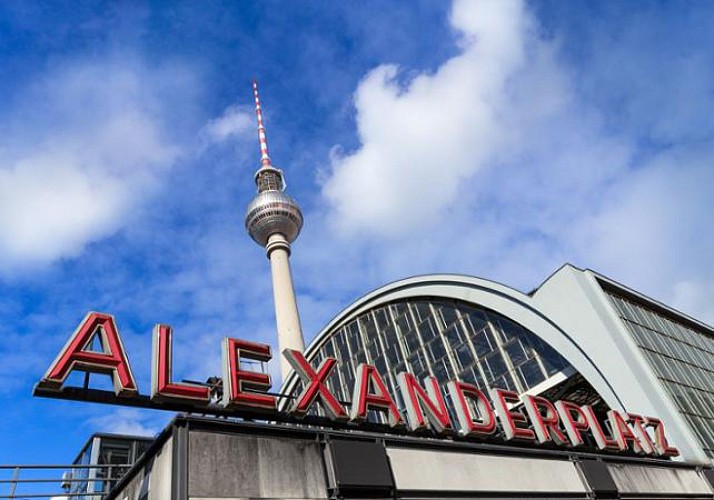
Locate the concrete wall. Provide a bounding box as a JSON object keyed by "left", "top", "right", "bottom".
{"left": 114, "top": 464, "right": 144, "bottom": 500}
{"left": 387, "top": 446, "right": 587, "bottom": 495}
{"left": 609, "top": 463, "right": 713, "bottom": 496}
{"left": 107, "top": 419, "right": 714, "bottom": 500}
{"left": 187, "top": 430, "right": 326, "bottom": 500}
{"left": 112, "top": 436, "right": 172, "bottom": 500}
{"left": 148, "top": 436, "right": 173, "bottom": 500}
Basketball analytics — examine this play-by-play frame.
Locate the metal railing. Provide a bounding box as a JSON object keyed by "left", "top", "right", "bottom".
{"left": 0, "top": 464, "right": 131, "bottom": 499}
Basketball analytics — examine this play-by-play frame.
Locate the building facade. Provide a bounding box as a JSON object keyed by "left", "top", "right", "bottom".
{"left": 282, "top": 264, "right": 714, "bottom": 465}
{"left": 107, "top": 415, "right": 714, "bottom": 500}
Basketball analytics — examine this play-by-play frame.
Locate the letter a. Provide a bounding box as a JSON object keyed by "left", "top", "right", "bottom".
{"left": 37, "top": 312, "right": 138, "bottom": 396}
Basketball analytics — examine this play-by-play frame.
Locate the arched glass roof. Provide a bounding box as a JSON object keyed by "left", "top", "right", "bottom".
{"left": 281, "top": 274, "right": 622, "bottom": 425}
{"left": 302, "top": 297, "right": 574, "bottom": 411}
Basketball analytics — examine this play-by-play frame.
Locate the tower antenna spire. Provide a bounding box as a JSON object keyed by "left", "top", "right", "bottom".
{"left": 252, "top": 79, "right": 272, "bottom": 168}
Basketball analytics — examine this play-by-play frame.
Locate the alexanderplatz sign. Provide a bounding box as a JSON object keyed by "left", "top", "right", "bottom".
{"left": 34, "top": 312, "right": 680, "bottom": 459}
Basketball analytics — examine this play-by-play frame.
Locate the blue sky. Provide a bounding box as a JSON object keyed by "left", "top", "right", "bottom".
{"left": 0, "top": 0, "right": 713, "bottom": 466}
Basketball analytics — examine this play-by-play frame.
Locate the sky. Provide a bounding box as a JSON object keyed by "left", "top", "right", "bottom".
{"left": 0, "top": 0, "right": 713, "bottom": 468}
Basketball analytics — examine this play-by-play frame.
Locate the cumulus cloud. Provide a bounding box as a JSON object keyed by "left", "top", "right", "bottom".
{"left": 319, "top": 0, "right": 620, "bottom": 265}
{"left": 323, "top": 0, "right": 530, "bottom": 236}
{"left": 87, "top": 408, "right": 164, "bottom": 437}
{"left": 0, "top": 60, "right": 187, "bottom": 271}
{"left": 317, "top": 0, "right": 714, "bottom": 323}
{"left": 202, "top": 105, "right": 253, "bottom": 144}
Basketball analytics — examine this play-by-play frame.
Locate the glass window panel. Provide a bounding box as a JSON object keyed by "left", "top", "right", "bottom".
{"left": 540, "top": 346, "right": 568, "bottom": 374}
{"left": 375, "top": 356, "right": 388, "bottom": 377}
{"left": 409, "top": 351, "right": 427, "bottom": 377}
{"left": 433, "top": 358, "right": 452, "bottom": 384}
{"left": 467, "top": 310, "right": 488, "bottom": 332}
{"left": 403, "top": 330, "right": 421, "bottom": 354}
{"left": 395, "top": 313, "right": 412, "bottom": 335}
{"left": 465, "top": 366, "right": 484, "bottom": 387}
{"left": 485, "top": 353, "right": 508, "bottom": 379}
{"left": 374, "top": 308, "right": 390, "bottom": 330}
{"left": 427, "top": 338, "right": 447, "bottom": 363}
{"left": 392, "top": 302, "right": 408, "bottom": 318}
{"left": 440, "top": 307, "right": 460, "bottom": 327}
{"left": 360, "top": 320, "right": 377, "bottom": 350}
{"left": 455, "top": 343, "right": 475, "bottom": 369}
{"left": 505, "top": 340, "right": 527, "bottom": 366}
{"left": 605, "top": 288, "right": 714, "bottom": 457}
{"left": 418, "top": 318, "right": 438, "bottom": 343}
{"left": 386, "top": 345, "right": 401, "bottom": 366}
{"left": 472, "top": 330, "right": 493, "bottom": 357}
{"left": 354, "top": 349, "right": 367, "bottom": 365}
{"left": 412, "top": 302, "right": 432, "bottom": 323}
{"left": 519, "top": 358, "right": 546, "bottom": 389}
{"left": 347, "top": 323, "right": 361, "bottom": 354}
{"left": 336, "top": 336, "right": 349, "bottom": 361}
{"left": 383, "top": 325, "right": 398, "bottom": 347}
{"left": 443, "top": 324, "right": 463, "bottom": 346}
{"left": 323, "top": 340, "right": 335, "bottom": 359}
{"left": 498, "top": 318, "right": 525, "bottom": 341}
{"left": 497, "top": 375, "right": 515, "bottom": 391}
{"left": 367, "top": 340, "right": 381, "bottom": 361}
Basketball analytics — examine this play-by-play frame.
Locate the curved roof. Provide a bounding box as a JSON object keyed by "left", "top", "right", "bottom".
{"left": 282, "top": 273, "right": 625, "bottom": 411}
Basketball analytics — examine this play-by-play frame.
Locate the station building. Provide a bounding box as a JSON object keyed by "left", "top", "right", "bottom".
{"left": 282, "top": 265, "right": 714, "bottom": 464}
{"left": 101, "top": 265, "right": 714, "bottom": 500}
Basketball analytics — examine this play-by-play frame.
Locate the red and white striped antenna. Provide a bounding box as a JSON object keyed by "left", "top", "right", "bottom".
{"left": 252, "top": 79, "right": 272, "bottom": 168}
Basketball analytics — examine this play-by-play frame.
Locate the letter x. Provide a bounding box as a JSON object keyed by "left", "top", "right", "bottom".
{"left": 283, "top": 349, "right": 348, "bottom": 420}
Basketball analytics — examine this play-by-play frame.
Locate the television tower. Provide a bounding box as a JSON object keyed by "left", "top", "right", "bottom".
{"left": 245, "top": 81, "right": 305, "bottom": 381}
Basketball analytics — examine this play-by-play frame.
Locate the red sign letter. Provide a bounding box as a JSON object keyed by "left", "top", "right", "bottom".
{"left": 221, "top": 338, "right": 276, "bottom": 410}
{"left": 37, "top": 312, "right": 137, "bottom": 396}
{"left": 645, "top": 416, "right": 679, "bottom": 457}
{"left": 490, "top": 388, "right": 535, "bottom": 441}
{"left": 555, "top": 400, "right": 589, "bottom": 447}
{"left": 350, "top": 364, "right": 403, "bottom": 427}
{"left": 522, "top": 395, "right": 568, "bottom": 445}
{"left": 151, "top": 325, "right": 210, "bottom": 403}
{"left": 583, "top": 405, "right": 620, "bottom": 451}
{"left": 608, "top": 409, "right": 645, "bottom": 453}
{"left": 627, "top": 413, "right": 655, "bottom": 455}
{"left": 447, "top": 381, "right": 496, "bottom": 437}
{"left": 397, "top": 373, "right": 452, "bottom": 433}
{"left": 283, "top": 349, "right": 347, "bottom": 420}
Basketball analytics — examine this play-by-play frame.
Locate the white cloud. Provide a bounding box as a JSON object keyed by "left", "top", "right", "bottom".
{"left": 87, "top": 408, "right": 164, "bottom": 437}
{"left": 574, "top": 148, "right": 714, "bottom": 322}
{"left": 0, "top": 60, "right": 186, "bottom": 272}
{"left": 322, "top": 0, "right": 532, "bottom": 236}
{"left": 316, "top": 0, "right": 714, "bottom": 324}
{"left": 202, "top": 105, "right": 253, "bottom": 144}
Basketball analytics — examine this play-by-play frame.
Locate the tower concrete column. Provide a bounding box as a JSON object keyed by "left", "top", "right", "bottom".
{"left": 266, "top": 233, "right": 305, "bottom": 380}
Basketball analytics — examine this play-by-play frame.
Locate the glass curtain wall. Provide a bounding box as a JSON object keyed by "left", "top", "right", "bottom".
{"left": 606, "top": 291, "right": 714, "bottom": 458}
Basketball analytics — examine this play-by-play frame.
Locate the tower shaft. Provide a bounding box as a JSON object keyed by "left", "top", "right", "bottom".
{"left": 267, "top": 234, "right": 305, "bottom": 379}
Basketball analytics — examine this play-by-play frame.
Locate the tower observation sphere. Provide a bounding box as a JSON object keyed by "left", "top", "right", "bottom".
{"left": 244, "top": 80, "right": 306, "bottom": 381}
{"left": 244, "top": 172, "right": 303, "bottom": 247}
